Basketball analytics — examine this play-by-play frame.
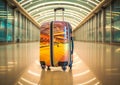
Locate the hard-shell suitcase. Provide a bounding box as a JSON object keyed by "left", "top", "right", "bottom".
{"left": 40, "top": 8, "right": 74, "bottom": 71}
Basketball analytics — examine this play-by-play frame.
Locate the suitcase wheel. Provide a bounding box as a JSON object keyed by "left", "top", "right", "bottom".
{"left": 40, "top": 61, "right": 46, "bottom": 70}
{"left": 41, "top": 65, "right": 46, "bottom": 70}
{"left": 62, "top": 66, "right": 66, "bottom": 71}
{"left": 69, "top": 64, "right": 72, "bottom": 70}
{"left": 47, "top": 66, "right": 50, "bottom": 70}
{"left": 69, "top": 63, "right": 72, "bottom": 70}
{"left": 69, "top": 61, "right": 73, "bottom": 70}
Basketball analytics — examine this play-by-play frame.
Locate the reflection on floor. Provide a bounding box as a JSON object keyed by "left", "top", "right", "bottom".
{"left": 15, "top": 52, "right": 100, "bottom": 85}
{"left": 74, "top": 41, "right": 120, "bottom": 85}
{"left": 0, "top": 42, "right": 39, "bottom": 85}
{"left": 1, "top": 41, "right": 120, "bottom": 85}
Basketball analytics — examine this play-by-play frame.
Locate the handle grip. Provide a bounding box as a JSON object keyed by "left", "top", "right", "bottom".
{"left": 54, "top": 7, "right": 65, "bottom": 12}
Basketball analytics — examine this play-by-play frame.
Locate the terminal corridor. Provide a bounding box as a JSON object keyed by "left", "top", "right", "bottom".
{"left": 0, "top": 0, "right": 120, "bottom": 85}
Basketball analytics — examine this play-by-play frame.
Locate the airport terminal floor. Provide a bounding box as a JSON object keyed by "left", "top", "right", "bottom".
{"left": 1, "top": 0, "right": 120, "bottom": 85}
{"left": 0, "top": 41, "right": 120, "bottom": 85}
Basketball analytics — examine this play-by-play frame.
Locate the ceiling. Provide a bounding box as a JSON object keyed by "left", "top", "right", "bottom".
{"left": 17, "top": 0, "right": 101, "bottom": 30}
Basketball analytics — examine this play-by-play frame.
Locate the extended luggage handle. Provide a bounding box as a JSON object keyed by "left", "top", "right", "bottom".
{"left": 54, "top": 7, "right": 65, "bottom": 21}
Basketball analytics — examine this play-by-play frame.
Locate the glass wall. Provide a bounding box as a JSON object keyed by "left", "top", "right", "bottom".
{"left": 19, "top": 13, "right": 22, "bottom": 42}
{"left": 27, "top": 20, "right": 30, "bottom": 41}
{"left": 0, "top": 1, "right": 6, "bottom": 42}
{"left": 7, "top": 6, "right": 14, "bottom": 42}
{"left": 105, "top": 6, "right": 111, "bottom": 42}
{"left": 112, "top": 0, "right": 120, "bottom": 42}
{"left": 93, "top": 16, "right": 96, "bottom": 42}
{"left": 74, "top": 0, "right": 120, "bottom": 44}
{"left": 96, "top": 13, "right": 98, "bottom": 42}
{"left": 0, "top": 0, "right": 40, "bottom": 43}
{"left": 98, "top": 11, "right": 102, "bottom": 42}
{"left": 89, "top": 19, "right": 93, "bottom": 42}
{"left": 22, "top": 15, "right": 26, "bottom": 42}
{"left": 14, "top": 11, "right": 19, "bottom": 42}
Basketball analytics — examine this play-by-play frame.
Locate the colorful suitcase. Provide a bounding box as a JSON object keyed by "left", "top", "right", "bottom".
{"left": 40, "top": 8, "right": 74, "bottom": 71}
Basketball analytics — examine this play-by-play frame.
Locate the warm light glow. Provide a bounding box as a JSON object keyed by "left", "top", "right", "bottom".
{"left": 25, "top": 1, "right": 92, "bottom": 12}
{"left": 73, "top": 70, "right": 90, "bottom": 77}
{"left": 94, "top": 82, "right": 100, "bottom": 85}
{"left": 0, "top": 61, "right": 17, "bottom": 72}
{"left": 8, "top": 61, "right": 17, "bottom": 64}
{"left": 21, "top": 0, "right": 32, "bottom": 5}
{"left": 17, "top": 82, "right": 23, "bottom": 85}
{"left": 112, "top": 26, "right": 120, "bottom": 30}
{"left": 87, "top": 0, "right": 99, "bottom": 5}
{"left": 28, "top": 70, "right": 40, "bottom": 77}
{"left": 115, "top": 48, "right": 120, "bottom": 52}
{"left": 78, "top": 77, "right": 96, "bottom": 85}
{"left": 29, "top": 5, "right": 89, "bottom": 15}
{"left": 72, "top": 61, "right": 82, "bottom": 65}
{"left": 21, "top": 77, "right": 38, "bottom": 85}
{"left": 73, "top": 56, "right": 80, "bottom": 60}
{"left": 73, "top": 52, "right": 82, "bottom": 62}
{"left": 34, "top": 12, "right": 83, "bottom": 21}
{"left": 35, "top": 60, "right": 40, "bottom": 65}
{"left": 33, "top": 10, "right": 84, "bottom": 17}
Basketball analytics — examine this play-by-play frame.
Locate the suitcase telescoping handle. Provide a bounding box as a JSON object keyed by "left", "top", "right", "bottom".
{"left": 54, "top": 7, "right": 65, "bottom": 21}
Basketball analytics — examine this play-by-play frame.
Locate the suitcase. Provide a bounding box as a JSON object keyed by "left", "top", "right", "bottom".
{"left": 40, "top": 8, "right": 74, "bottom": 71}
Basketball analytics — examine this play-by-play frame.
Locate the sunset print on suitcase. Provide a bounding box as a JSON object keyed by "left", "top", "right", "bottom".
{"left": 40, "top": 21, "right": 72, "bottom": 70}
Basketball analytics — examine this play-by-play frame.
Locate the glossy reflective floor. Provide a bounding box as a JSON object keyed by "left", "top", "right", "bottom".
{"left": 0, "top": 41, "right": 120, "bottom": 85}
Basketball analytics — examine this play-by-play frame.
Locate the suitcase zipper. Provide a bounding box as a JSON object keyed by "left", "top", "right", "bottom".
{"left": 50, "top": 21, "right": 54, "bottom": 66}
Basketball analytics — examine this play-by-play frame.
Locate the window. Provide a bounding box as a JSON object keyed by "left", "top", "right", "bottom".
{"left": 0, "top": 1, "right": 6, "bottom": 42}
{"left": 112, "top": 0, "right": 120, "bottom": 42}
{"left": 105, "top": 6, "right": 111, "bottom": 42}
{"left": 7, "top": 6, "right": 13, "bottom": 42}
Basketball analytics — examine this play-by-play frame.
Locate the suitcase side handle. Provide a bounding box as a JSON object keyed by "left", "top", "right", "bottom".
{"left": 71, "top": 37, "right": 74, "bottom": 55}
{"left": 70, "top": 28, "right": 74, "bottom": 55}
